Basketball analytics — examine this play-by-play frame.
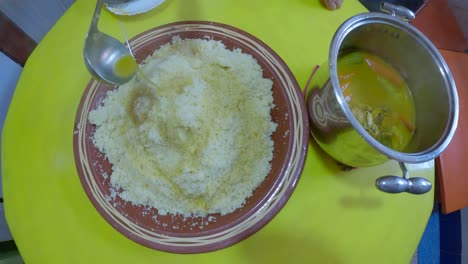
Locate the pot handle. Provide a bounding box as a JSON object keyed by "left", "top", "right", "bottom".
{"left": 375, "top": 162, "right": 432, "bottom": 194}
{"left": 380, "top": 2, "right": 415, "bottom": 22}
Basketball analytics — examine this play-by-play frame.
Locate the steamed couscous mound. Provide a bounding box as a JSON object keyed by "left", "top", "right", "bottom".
{"left": 89, "top": 37, "right": 277, "bottom": 217}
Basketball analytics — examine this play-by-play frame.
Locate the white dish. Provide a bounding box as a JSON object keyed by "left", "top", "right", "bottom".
{"left": 105, "top": 0, "right": 165, "bottom": 16}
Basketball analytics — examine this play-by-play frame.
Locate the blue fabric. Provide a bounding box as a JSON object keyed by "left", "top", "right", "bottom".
{"left": 417, "top": 204, "right": 440, "bottom": 264}
{"left": 440, "top": 210, "right": 462, "bottom": 264}
{"left": 414, "top": 204, "right": 464, "bottom": 264}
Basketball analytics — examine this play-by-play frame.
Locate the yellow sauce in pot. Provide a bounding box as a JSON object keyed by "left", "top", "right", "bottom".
{"left": 337, "top": 51, "right": 416, "bottom": 151}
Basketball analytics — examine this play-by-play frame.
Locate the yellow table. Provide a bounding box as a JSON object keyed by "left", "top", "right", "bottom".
{"left": 2, "top": 0, "right": 434, "bottom": 263}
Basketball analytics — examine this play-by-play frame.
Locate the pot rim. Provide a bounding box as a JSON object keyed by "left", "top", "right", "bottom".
{"left": 328, "top": 12, "right": 459, "bottom": 163}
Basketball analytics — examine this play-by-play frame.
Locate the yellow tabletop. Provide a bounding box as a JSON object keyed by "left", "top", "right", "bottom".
{"left": 2, "top": 0, "right": 434, "bottom": 263}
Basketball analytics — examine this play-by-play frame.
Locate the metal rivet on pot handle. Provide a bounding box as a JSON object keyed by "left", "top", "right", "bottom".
{"left": 380, "top": 2, "right": 416, "bottom": 22}
{"left": 375, "top": 162, "right": 432, "bottom": 194}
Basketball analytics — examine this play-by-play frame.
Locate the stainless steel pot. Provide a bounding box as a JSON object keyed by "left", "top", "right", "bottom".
{"left": 306, "top": 3, "right": 459, "bottom": 194}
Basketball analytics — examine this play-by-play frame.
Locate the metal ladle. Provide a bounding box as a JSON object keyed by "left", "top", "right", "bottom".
{"left": 84, "top": 0, "right": 136, "bottom": 85}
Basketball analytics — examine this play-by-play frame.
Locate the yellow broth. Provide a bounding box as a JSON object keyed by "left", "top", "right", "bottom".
{"left": 337, "top": 51, "right": 416, "bottom": 151}
{"left": 113, "top": 54, "right": 138, "bottom": 79}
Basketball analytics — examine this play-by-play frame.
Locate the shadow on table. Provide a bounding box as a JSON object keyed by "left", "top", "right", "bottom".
{"left": 308, "top": 139, "right": 384, "bottom": 210}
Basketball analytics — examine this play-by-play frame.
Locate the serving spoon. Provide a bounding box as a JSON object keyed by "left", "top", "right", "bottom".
{"left": 84, "top": 0, "right": 137, "bottom": 85}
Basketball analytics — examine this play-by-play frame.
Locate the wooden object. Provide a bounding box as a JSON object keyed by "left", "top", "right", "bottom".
{"left": 411, "top": 0, "right": 468, "bottom": 213}
{"left": 436, "top": 49, "right": 468, "bottom": 213}
{"left": 411, "top": 0, "right": 467, "bottom": 52}
{"left": 0, "top": 10, "right": 36, "bottom": 66}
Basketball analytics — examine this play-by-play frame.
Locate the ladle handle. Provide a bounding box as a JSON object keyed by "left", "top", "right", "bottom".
{"left": 375, "top": 162, "right": 432, "bottom": 195}
{"left": 89, "top": 0, "right": 105, "bottom": 34}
